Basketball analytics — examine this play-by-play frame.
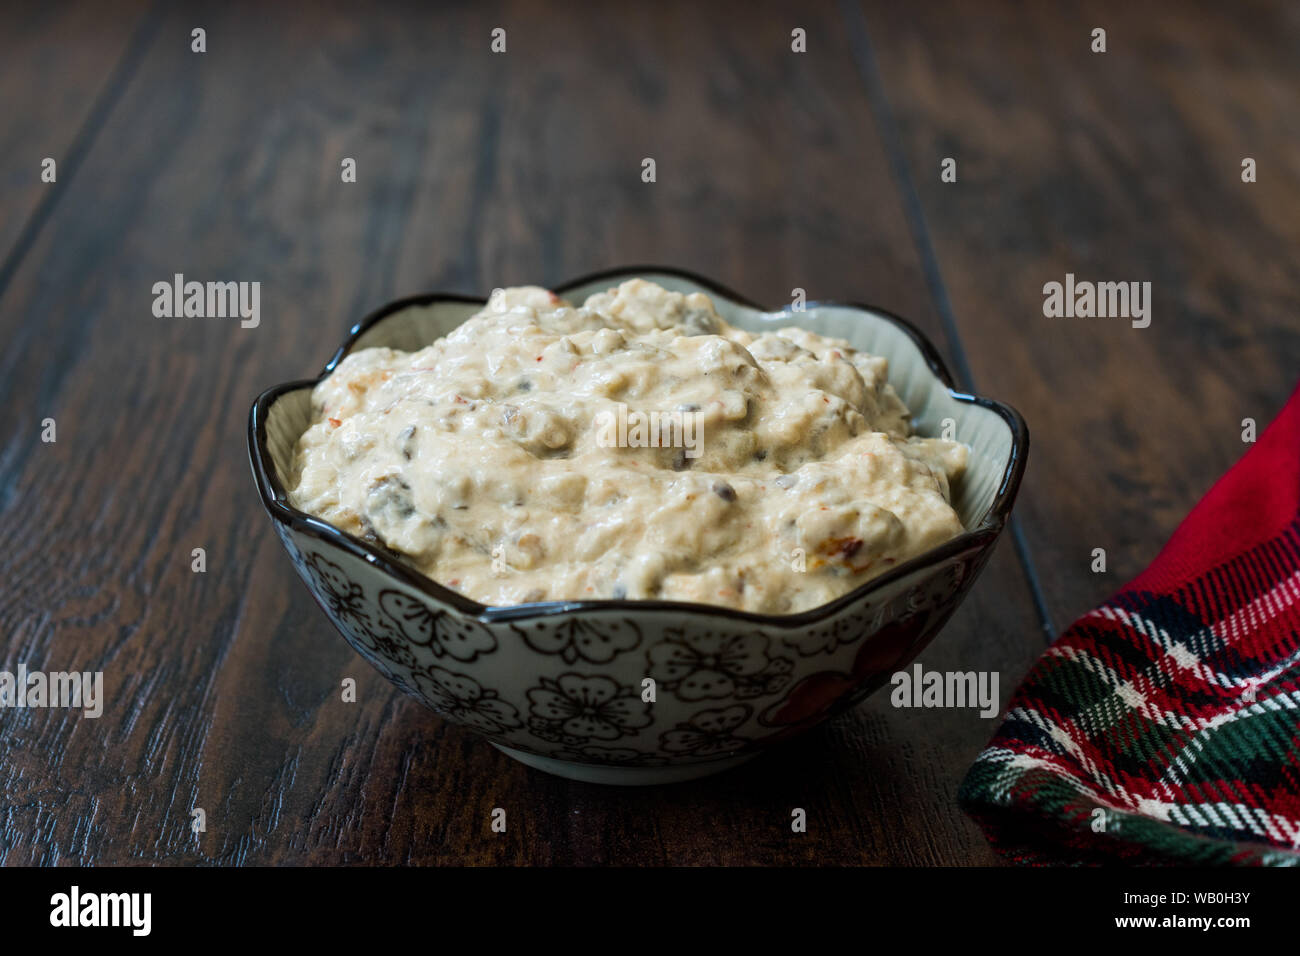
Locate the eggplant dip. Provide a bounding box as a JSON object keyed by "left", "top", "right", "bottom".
{"left": 288, "top": 279, "right": 968, "bottom": 614}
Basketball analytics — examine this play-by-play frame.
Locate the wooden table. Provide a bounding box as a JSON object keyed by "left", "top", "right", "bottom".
{"left": 1, "top": 0, "right": 1295, "bottom": 866}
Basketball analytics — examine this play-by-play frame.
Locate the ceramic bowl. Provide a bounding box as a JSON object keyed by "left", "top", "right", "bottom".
{"left": 248, "top": 266, "right": 1027, "bottom": 785}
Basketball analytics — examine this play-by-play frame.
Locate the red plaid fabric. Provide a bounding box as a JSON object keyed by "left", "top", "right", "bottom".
{"left": 961, "top": 382, "right": 1300, "bottom": 865}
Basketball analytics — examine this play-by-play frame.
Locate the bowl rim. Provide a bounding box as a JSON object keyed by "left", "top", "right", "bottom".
{"left": 248, "top": 264, "right": 1028, "bottom": 630}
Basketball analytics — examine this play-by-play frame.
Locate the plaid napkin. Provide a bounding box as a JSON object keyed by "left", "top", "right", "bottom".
{"left": 961, "top": 382, "right": 1300, "bottom": 866}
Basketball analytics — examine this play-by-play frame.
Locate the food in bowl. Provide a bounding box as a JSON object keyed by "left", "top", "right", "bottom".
{"left": 287, "top": 279, "right": 968, "bottom": 614}
{"left": 250, "top": 267, "right": 1028, "bottom": 784}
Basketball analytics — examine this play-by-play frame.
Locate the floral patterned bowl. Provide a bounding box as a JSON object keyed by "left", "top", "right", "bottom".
{"left": 248, "top": 267, "right": 1027, "bottom": 785}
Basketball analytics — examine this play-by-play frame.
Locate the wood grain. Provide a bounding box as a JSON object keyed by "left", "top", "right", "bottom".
{"left": 0, "top": 0, "right": 151, "bottom": 271}
{"left": 18, "top": 0, "right": 1285, "bottom": 866}
{"left": 860, "top": 0, "right": 1300, "bottom": 627}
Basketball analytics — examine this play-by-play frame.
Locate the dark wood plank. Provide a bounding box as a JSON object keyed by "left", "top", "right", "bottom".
{"left": 0, "top": 0, "right": 1043, "bottom": 865}
{"left": 0, "top": 0, "right": 150, "bottom": 268}
{"left": 861, "top": 0, "right": 1300, "bottom": 627}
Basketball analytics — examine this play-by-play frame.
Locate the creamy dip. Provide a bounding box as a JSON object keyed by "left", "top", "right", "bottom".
{"left": 289, "top": 279, "right": 968, "bottom": 614}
